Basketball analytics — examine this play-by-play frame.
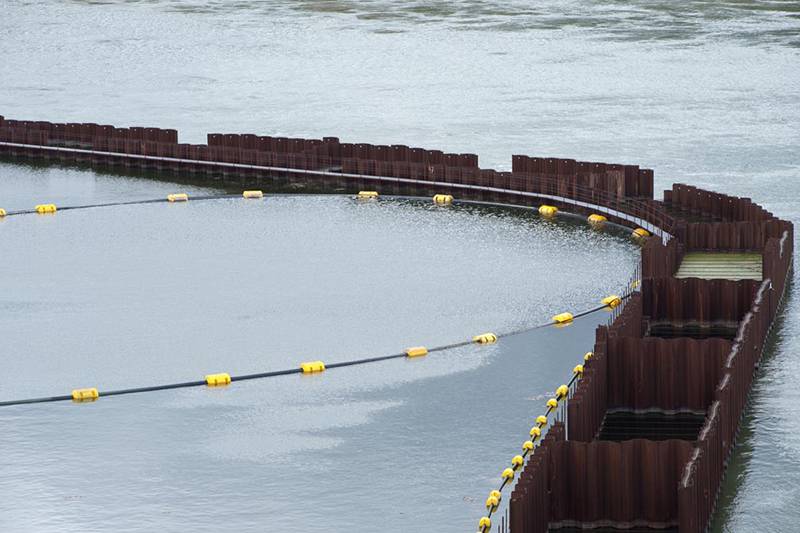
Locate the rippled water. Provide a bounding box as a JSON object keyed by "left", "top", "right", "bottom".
{"left": 1, "top": 1, "right": 799, "bottom": 531}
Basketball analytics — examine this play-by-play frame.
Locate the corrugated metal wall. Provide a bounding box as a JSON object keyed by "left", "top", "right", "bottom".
{"left": 511, "top": 187, "right": 792, "bottom": 531}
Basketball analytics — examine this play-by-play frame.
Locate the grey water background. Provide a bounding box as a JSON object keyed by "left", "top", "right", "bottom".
{"left": 0, "top": 1, "right": 798, "bottom": 531}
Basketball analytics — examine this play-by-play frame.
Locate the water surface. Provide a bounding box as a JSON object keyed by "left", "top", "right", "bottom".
{"left": 1, "top": 1, "right": 799, "bottom": 531}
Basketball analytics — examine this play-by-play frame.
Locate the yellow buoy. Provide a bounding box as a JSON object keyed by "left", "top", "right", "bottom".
{"left": 602, "top": 295, "right": 622, "bottom": 309}
{"left": 433, "top": 194, "right": 453, "bottom": 205}
{"left": 538, "top": 205, "right": 558, "bottom": 217}
{"left": 243, "top": 190, "right": 264, "bottom": 199}
{"left": 300, "top": 361, "right": 326, "bottom": 373}
{"left": 485, "top": 495, "right": 499, "bottom": 510}
{"left": 35, "top": 203, "right": 57, "bottom": 214}
{"left": 632, "top": 227, "right": 650, "bottom": 240}
{"left": 357, "top": 191, "right": 379, "bottom": 199}
{"left": 588, "top": 213, "right": 607, "bottom": 226}
{"left": 552, "top": 312, "right": 574, "bottom": 324}
{"left": 473, "top": 333, "right": 498, "bottom": 344}
{"left": 167, "top": 193, "right": 188, "bottom": 202}
{"left": 205, "top": 373, "right": 232, "bottom": 386}
{"left": 556, "top": 384, "right": 569, "bottom": 399}
{"left": 71, "top": 387, "right": 99, "bottom": 402}
{"left": 536, "top": 415, "right": 548, "bottom": 426}
{"left": 0, "top": 208, "right": 6, "bottom": 217}
{"left": 405, "top": 346, "right": 428, "bottom": 358}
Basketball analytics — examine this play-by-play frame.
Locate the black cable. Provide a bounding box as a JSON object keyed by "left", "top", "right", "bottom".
{"left": 0, "top": 394, "right": 73, "bottom": 407}
{"left": 2, "top": 193, "right": 239, "bottom": 216}
{"left": 0, "top": 297, "right": 619, "bottom": 408}
{"left": 100, "top": 379, "right": 207, "bottom": 397}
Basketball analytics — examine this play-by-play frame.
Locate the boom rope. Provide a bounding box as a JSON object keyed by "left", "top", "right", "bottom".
{"left": 0, "top": 294, "right": 630, "bottom": 408}
{"left": 476, "top": 351, "right": 593, "bottom": 533}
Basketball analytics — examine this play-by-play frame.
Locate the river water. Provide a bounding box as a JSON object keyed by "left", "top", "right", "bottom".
{"left": 1, "top": 1, "right": 798, "bottom": 532}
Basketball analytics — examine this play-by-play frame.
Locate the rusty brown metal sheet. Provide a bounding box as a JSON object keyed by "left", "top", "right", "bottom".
{"left": 642, "top": 277, "right": 759, "bottom": 323}
{"left": 606, "top": 337, "right": 732, "bottom": 411}
{"left": 546, "top": 439, "right": 692, "bottom": 528}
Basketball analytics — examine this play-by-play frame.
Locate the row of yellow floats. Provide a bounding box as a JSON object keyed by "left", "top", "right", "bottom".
{"left": 167, "top": 190, "right": 265, "bottom": 202}
{"left": 68, "top": 295, "right": 622, "bottom": 404}
{"left": 0, "top": 191, "right": 267, "bottom": 218}
{"left": 69, "top": 332, "right": 499, "bottom": 402}
{"left": 0, "top": 204, "right": 58, "bottom": 217}
{"left": 539, "top": 204, "right": 650, "bottom": 241}
{"left": 2, "top": 190, "right": 650, "bottom": 245}
{"left": 357, "top": 192, "right": 650, "bottom": 241}
{"left": 476, "top": 351, "right": 595, "bottom": 533}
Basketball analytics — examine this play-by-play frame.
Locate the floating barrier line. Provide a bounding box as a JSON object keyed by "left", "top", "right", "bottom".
{"left": 477, "top": 352, "right": 590, "bottom": 533}
{"left": 0, "top": 294, "right": 630, "bottom": 408}
{"left": 1, "top": 193, "right": 239, "bottom": 216}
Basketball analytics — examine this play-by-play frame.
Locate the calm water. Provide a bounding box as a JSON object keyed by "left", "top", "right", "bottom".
{"left": 1, "top": 1, "right": 799, "bottom": 531}
{"left": 0, "top": 161, "right": 638, "bottom": 532}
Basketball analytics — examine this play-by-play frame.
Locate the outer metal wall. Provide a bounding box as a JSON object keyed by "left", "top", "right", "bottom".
{"left": 642, "top": 278, "right": 760, "bottom": 323}
{"left": 606, "top": 337, "right": 731, "bottom": 412}
{"left": 548, "top": 439, "right": 693, "bottom": 529}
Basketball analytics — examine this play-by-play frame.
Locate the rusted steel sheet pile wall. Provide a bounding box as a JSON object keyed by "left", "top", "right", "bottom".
{"left": 507, "top": 423, "right": 566, "bottom": 533}
{"left": 0, "top": 115, "right": 793, "bottom": 531}
{"left": 666, "top": 184, "right": 792, "bottom": 251}
{"left": 664, "top": 184, "right": 774, "bottom": 222}
{"left": 677, "top": 263, "right": 789, "bottom": 529}
{"left": 642, "top": 237, "right": 684, "bottom": 279}
{"left": 675, "top": 219, "right": 790, "bottom": 251}
{"left": 340, "top": 146, "right": 479, "bottom": 181}
{"left": 763, "top": 231, "right": 793, "bottom": 317}
{"left": 512, "top": 183, "right": 793, "bottom": 531}
{"left": 641, "top": 278, "right": 759, "bottom": 323}
{"left": 566, "top": 326, "right": 611, "bottom": 443}
{"left": 0, "top": 117, "right": 341, "bottom": 171}
{"left": 605, "top": 337, "right": 731, "bottom": 412}
{"left": 547, "top": 439, "right": 693, "bottom": 530}
{"left": 0, "top": 115, "right": 672, "bottom": 233}
{"left": 206, "top": 131, "right": 343, "bottom": 169}
{"left": 511, "top": 155, "right": 654, "bottom": 199}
